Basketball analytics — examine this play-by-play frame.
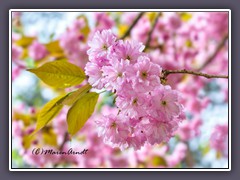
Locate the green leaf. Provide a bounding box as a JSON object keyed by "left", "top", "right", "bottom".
{"left": 67, "top": 92, "right": 99, "bottom": 136}
{"left": 27, "top": 60, "right": 86, "bottom": 88}
{"left": 33, "top": 94, "right": 66, "bottom": 134}
{"left": 62, "top": 84, "right": 92, "bottom": 106}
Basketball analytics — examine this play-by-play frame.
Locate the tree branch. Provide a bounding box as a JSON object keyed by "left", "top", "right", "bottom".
{"left": 59, "top": 132, "right": 69, "bottom": 151}
{"left": 197, "top": 34, "right": 228, "bottom": 71}
{"left": 145, "top": 12, "right": 161, "bottom": 50}
{"left": 120, "top": 12, "right": 145, "bottom": 39}
{"left": 53, "top": 132, "right": 69, "bottom": 168}
{"left": 161, "top": 69, "right": 228, "bottom": 84}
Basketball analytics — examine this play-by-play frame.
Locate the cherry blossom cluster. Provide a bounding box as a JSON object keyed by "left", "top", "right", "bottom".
{"left": 129, "top": 12, "right": 228, "bottom": 129}
{"left": 210, "top": 124, "right": 228, "bottom": 157}
{"left": 59, "top": 13, "right": 115, "bottom": 69}
{"left": 59, "top": 18, "right": 89, "bottom": 69}
{"left": 85, "top": 29, "right": 185, "bottom": 150}
{"left": 12, "top": 105, "right": 187, "bottom": 168}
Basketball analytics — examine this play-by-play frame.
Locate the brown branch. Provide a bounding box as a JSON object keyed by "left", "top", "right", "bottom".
{"left": 161, "top": 69, "right": 228, "bottom": 84}
{"left": 197, "top": 34, "right": 228, "bottom": 71}
{"left": 145, "top": 12, "right": 161, "bottom": 50}
{"left": 59, "top": 132, "right": 69, "bottom": 151}
{"left": 120, "top": 12, "right": 145, "bottom": 39}
{"left": 53, "top": 132, "right": 69, "bottom": 168}
{"left": 163, "top": 69, "right": 228, "bottom": 79}
{"left": 185, "top": 142, "right": 194, "bottom": 168}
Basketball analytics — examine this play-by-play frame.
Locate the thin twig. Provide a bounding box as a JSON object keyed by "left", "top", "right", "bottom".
{"left": 145, "top": 12, "right": 161, "bottom": 49}
{"left": 163, "top": 69, "right": 228, "bottom": 79}
{"left": 53, "top": 132, "right": 69, "bottom": 168}
{"left": 197, "top": 34, "right": 228, "bottom": 71}
{"left": 59, "top": 132, "right": 69, "bottom": 151}
{"left": 161, "top": 69, "right": 228, "bottom": 84}
{"left": 185, "top": 142, "right": 194, "bottom": 168}
{"left": 120, "top": 12, "right": 145, "bottom": 39}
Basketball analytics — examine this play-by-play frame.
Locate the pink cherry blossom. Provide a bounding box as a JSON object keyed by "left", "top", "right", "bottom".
{"left": 95, "top": 12, "right": 115, "bottom": 30}
{"left": 121, "top": 12, "right": 138, "bottom": 25}
{"left": 115, "top": 83, "right": 150, "bottom": 119}
{"left": 28, "top": 41, "right": 48, "bottom": 60}
{"left": 69, "top": 18, "right": 86, "bottom": 32}
{"left": 102, "top": 58, "right": 130, "bottom": 91}
{"left": 87, "top": 29, "right": 117, "bottom": 59}
{"left": 177, "top": 116, "right": 202, "bottom": 141}
{"left": 12, "top": 44, "right": 22, "bottom": 62}
{"left": 131, "top": 16, "right": 151, "bottom": 43}
{"left": 12, "top": 66, "right": 21, "bottom": 80}
{"left": 95, "top": 114, "right": 130, "bottom": 149}
{"left": 166, "top": 142, "right": 188, "bottom": 167}
{"left": 210, "top": 124, "right": 228, "bottom": 157}
{"left": 150, "top": 85, "right": 182, "bottom": 121}
{"left": 85, "top": 61, "right": 105, "bottom": 89}
{"left": 60, "top": 30, "right": 82, "bottom": 54}
{"left": 143, "top": 117, "right": 179, "bottom": 145}
{"left": 59, "top": 18, "right": 89, "bottom": 69}
{"left": 131, "top": 56, "right": 161, "bottom": 93}
{"left": 109, "top": 40, "right": 145, "bottom": 63}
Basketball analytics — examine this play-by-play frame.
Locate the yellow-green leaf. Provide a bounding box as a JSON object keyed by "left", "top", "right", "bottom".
{"left": 45, "top": 40, "right": 66, "bottom": 59}
{"left": 42, "top": 128, "right": 58, "bottom": 146}
{"left": 45, "top": 40, "right": 63, "bottom": 53}
{"left": 77, "top": 15, "right": 90, "bottom": 40}
{"left": 81, "top": 26, "right": 90, "bottom": 42}
{"left": 27, "top": 60, "right": 86, "bottom": 88}
{"left": 146, "top": 12, "right": 158, "bottom": 22}
{"left": 216, "top": 151, "right": 222, "bottom": 159}
{"left": 67, "top": 92, "right": 99, "bottom": 136}
{"left": 20, "top": 48, "right": 29, "bottom": 59}
{"left": 33, "top": 94, "right": 66, "bottom": 134}
{"left": 62, "top": 84, "right": 92, "bottom": 106}
{"left": 180, "top": 12, "right": 192, "bottom": 22}
{"left": 23, "top": 134, "right": 35, "bottom": 149}
{"left": 151, "top": 156, "right": 167, "bottom": 167}
{"left": 13, "top": 112, "right": 35, "bottom": 126}
{"left": 202, "top": 144, "right": 210, "bottom": 156}
{"left": 15, "top": 36, "right": 35, "bottom": 47}
{"left": 118, "top": 24, "right": 128, "bottom": 37}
